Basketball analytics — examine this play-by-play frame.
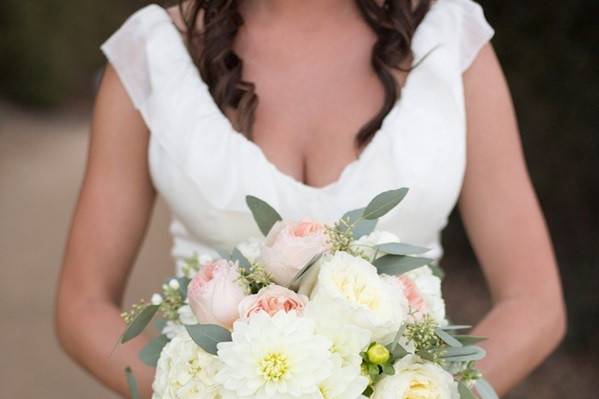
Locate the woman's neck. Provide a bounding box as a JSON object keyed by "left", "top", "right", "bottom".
{"left": 240, "top": 0, "right": 359, "bottom": 27}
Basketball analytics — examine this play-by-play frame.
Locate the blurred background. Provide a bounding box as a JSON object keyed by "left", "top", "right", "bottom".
{"left": 0, "top": 0, "right": 596, "bottom": 397}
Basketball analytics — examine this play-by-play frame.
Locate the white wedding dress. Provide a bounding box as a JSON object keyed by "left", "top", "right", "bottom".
{"left": 101, "top": 0, "right": 494, "bottom": 275}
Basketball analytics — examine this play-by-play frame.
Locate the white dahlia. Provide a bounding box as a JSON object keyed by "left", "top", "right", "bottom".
{"left": 215, "top": 310, "right": 334, "bottom": 398}
{"left": 304, "top": 298, "right": 371, "bottom": 368}
{"left": 310, "top": 251, "right": 408, "bottom": 343}
{"left": 318, "top": 360, "right": 369, "bottom": 399}
{"left": 152, "top": 331, "right": 222, "bottom": 399}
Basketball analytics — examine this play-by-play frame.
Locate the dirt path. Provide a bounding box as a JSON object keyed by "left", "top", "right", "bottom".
{"left": 0, "top": 106, "right": 173, "bottom": 398}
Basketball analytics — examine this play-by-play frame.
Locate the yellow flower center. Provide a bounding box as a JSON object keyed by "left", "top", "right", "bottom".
{"left": 259, "top": 352, "right": 289, "bottom": 382}
{"left": 404, "top": 379, "right": 437, "bottom": 399}
{"left": 320, "top": 385, "right": 331, "bottom": 399}
{"left": 333, "top": 274, "right": 381, "bottom": 310}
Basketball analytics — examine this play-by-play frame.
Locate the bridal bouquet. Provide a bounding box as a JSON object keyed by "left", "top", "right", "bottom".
{"left": 120, "top": 188, "right": 497, "bottom": 399}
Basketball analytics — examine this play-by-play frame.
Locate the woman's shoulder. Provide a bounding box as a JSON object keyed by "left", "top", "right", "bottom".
{"left": 419, "top": 0, "right": 494, "bottom": 73}
{"left": 99, "top": 4, "right": 200, "bottom": 113}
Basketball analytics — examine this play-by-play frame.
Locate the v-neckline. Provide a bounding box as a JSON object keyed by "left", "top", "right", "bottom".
{"left": 154, "top": 4, "right": 426, "bottom": 192}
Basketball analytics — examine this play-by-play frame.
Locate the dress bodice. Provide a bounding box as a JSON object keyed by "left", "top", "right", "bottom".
{"left": 100, "top": 0, "right": 494, "bottom": 274}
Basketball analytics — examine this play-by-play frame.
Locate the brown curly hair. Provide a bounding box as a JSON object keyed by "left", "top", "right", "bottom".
{"left": 179, "top": 0, "right": 432, "bottom": 148}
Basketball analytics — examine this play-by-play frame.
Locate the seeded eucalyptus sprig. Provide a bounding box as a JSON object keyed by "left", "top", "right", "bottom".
{"left": 180, "top": 254, "right": 201, "bottom": 278}
{"left": 238, "top": 262, "right": 272, "bottom": 294}
{"left": 158, "top": 279, "right": 185, "bottom": 321}
{"left": 121, "top": 300, "right": 150, "bottom": 325}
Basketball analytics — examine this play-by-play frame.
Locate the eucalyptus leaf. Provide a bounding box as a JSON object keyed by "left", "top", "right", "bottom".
{"left": 185, "top": 324, "right": 232, "bottom": 355}
{"left": 339, "top": 208, "right": 378, "bottom": 239}
{"left": 475, "top": 378, "right": 499, "bottom": 399}
{"left": 389, "top": 324, "right": 407, "bottom": 355}
{"left": 363, "top": 188, "right": 409, "bottom": 220}
{"left": 373, "top": 254, "right": 433, "bottom": 276}
{"left": 245, "top": 195, "right": 282, "bottom": 236}
{"left": 231, "top": 247, "right": 252, "bottom": 271}
{"left": 176, "top": 277, "right": 190, "bottom": 298}
{"left": 154, "top": 319, "right": 167, "bottom": 334}
{"left": 289, "top": 252, "right": 323, "bottom": 288}
{"left": 441, "top": 325, "right": 472, "bottom": 331}
{"left": 442, "top": 345, "right": 487, "bottom": 362}
{"left": 121, "top": 304, "right": 160, "bottom": 344}
{"left": 139, "top": 334, "right": 170, "bottom": 367}
{"left": 435, "top": 327, "right": 463, "bottom": 348}
{"left": 458, "top": 381, "right": 477, "bottom": 399}
{"left": 429, "top": 263, "right": 445, "bottom": 280}
{"left": 374, "top": 242, "right": 430, "bottom": 255}
{"left": 454, "top": 335, "right": 487, "bottom": 345}
{"left": 125, "top": 367, "right": 140, "bottom": 399}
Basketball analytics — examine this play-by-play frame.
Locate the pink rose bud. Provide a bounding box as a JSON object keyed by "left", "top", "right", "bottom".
{"left": 238, "top": 284, "right": 309, "bottom": 321}
{"left": 187, "top": 259, "right": 247, "bottom": 329}
{"left": 259, "top": 219, "right": 330, "bottom": 286}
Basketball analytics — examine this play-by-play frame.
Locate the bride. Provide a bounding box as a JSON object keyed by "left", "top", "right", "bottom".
{"left": 55, "top": 0, "right": 565, "bottom": 397}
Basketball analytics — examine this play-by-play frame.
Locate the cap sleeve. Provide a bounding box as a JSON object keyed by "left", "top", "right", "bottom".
{"left": 100, "top": 5, "right": 170, "bottom": 111}
{"left": 449, "top": 0, "right": 495, "bottom": 72}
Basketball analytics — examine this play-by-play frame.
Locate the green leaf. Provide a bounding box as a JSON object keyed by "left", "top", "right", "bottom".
{"left": 475, "top": 378, "right": 499, "bottom": 399}
{"left": 176, "top": 277, "right": 190, "bottom": 298}
{"left": 374, "top": 242, "right": 430, "bottom": 255}
{"left": 458, "top": 381, "right": 477, "bottom": 399}
{"left": 382, "top": 364, "right": 395, "bottom": 375}
{"left": 139, "top": 334, "right": 170, "bottom": 367}
{"left": 185, "top": 324, "right": 232, "bottom": 355}
{"left": 442, "top": 345, "right": 487, "bottom": 362}
{"left": 231, "top": 247, "right": 252, "bottom": 271}
{"left": 454, "top": 335, "right": 487, "bottom": 345}
{"left": 429, "top": 263, "right": 445, "bottom": 280}
{"left": 121, "top": 304, "right": 160, "bottom": 344}
{"left": 339, "top": 208, "right": 378, "bottom": 239}
{"left": 441, "top": 325, "right": 472, "bottom": 331}
{"left": 289, "top": 252, "right": 323, "bottom": 288}
{"left": 368, "top": 364, "right": 380, "bottom": 376}
{"left": 363, "top": 188, "right": 409, "bottom": 220}
{"left": 435, "top": 328, "right": 463, "bottom": 347}
{"left": 155, "top": 318, "right": 167, "bottom": 333}
{"left": 389, "top": 324, "right": 407, "bottom": 357}
{"left": 245, "top": 195, "right": 282, "bottom": 236}
{"left": 125, "top": 367, "right": 140, "bottom": 399}
{"left": 372, "top": 255, "right": 433, "bottom": 275}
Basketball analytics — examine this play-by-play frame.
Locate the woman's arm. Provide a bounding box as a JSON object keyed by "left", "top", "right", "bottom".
{"left": 459, "top": 43, "right": 567, "bottom": 395}
{"left": 55, "top": 65, "right": 156, "bottom": 397}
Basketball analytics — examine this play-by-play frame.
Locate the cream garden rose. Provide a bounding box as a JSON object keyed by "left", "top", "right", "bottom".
{"left": 259, "top": 218, "right": 330, "bottom": 286}
{"left": 310, "top": 251, "right": 408, "bottom": 343}
{"left": 372, "top": 355, "right": 459, "bottom": 399}
{"left": 187, "top": 259, "right": 247, "bottom": 329}
{"left": 238, "top": 284, "right": 309, "bottom": 320}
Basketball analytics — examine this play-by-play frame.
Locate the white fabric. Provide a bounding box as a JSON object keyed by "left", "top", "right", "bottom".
{"left": 100, "top": 0, "right": 494, "bottom": 274}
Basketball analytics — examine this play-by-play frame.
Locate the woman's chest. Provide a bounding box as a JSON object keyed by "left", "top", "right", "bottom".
{"left": 230, "top": 25, "right": 397, "bottom": 188}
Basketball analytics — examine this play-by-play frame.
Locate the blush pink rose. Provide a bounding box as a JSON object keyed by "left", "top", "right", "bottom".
{"left": 187, "top": 259, "right": 247, "bottom": 329}
{"left": 389, "top": 275, "right": 428, "bottom": 320}
{"left": 259, "top": 219, "right": 330, "bottom": 286}
{"left": 238, "top": 284, "right": 309, "bottom": 320}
